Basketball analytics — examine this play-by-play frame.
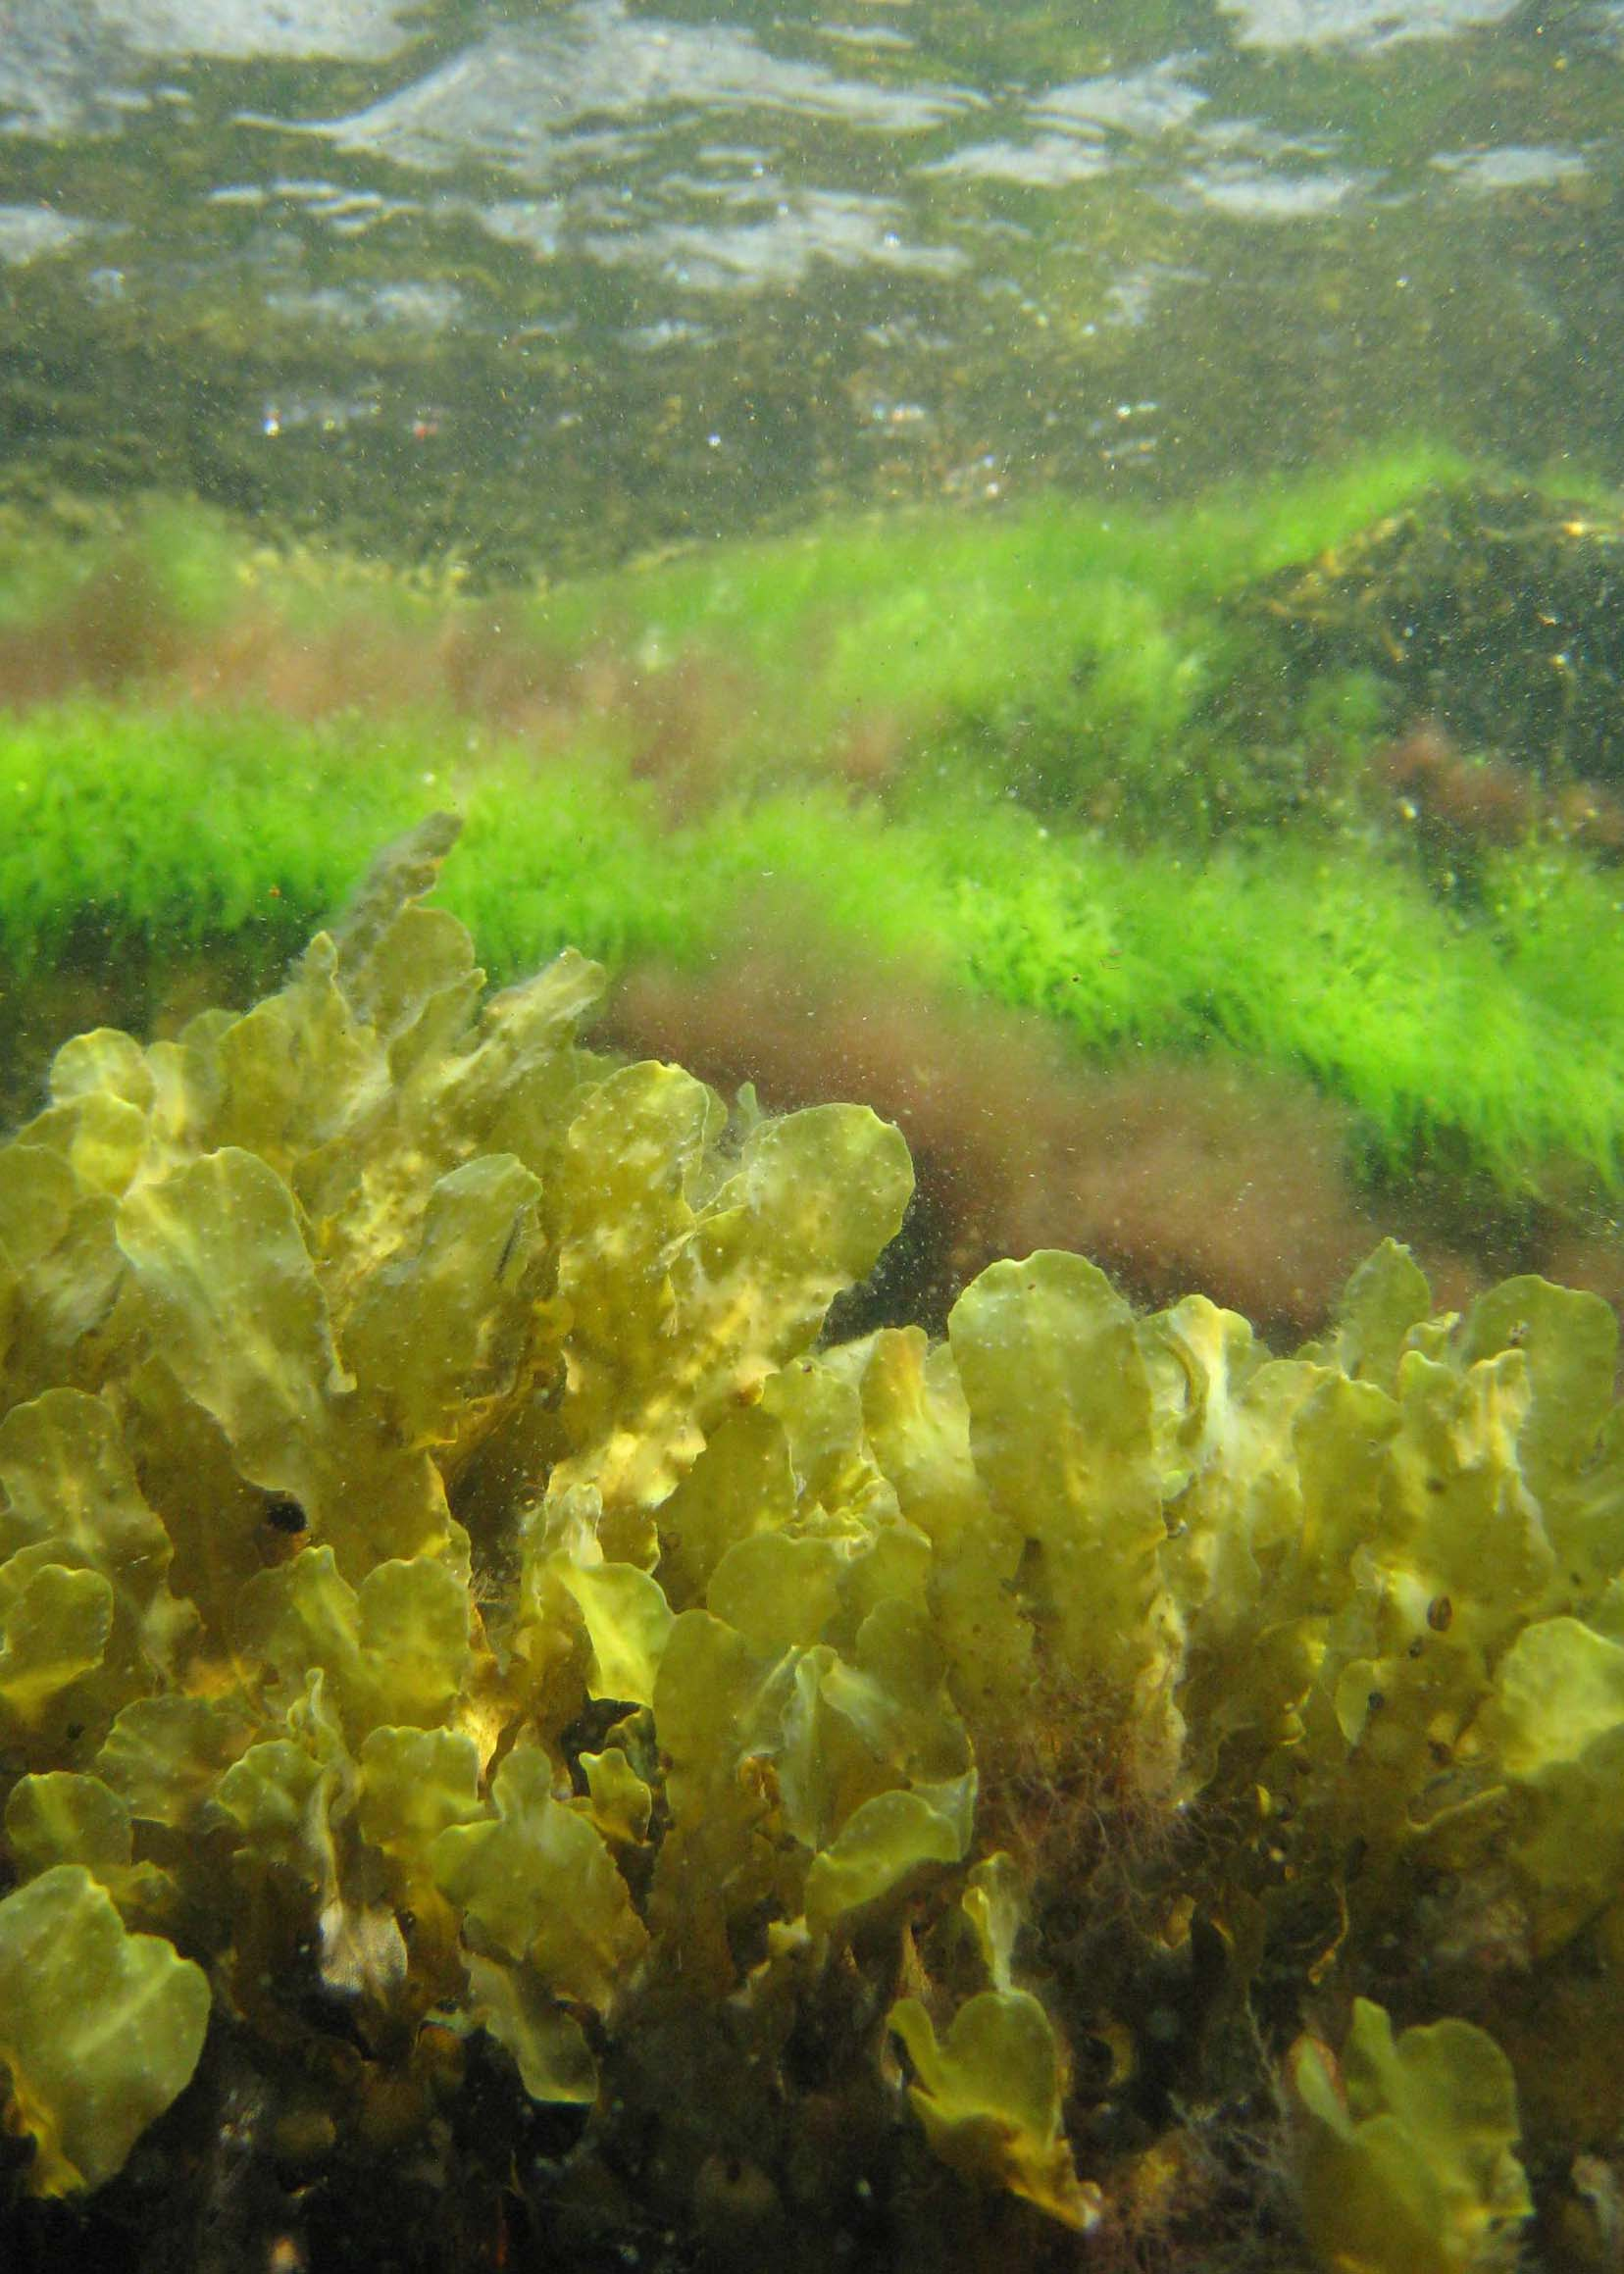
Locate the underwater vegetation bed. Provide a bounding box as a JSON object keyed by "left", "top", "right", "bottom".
{"left": 4, "top": 816, "right": 1624, "bottom": 2274}
{"left": 2, "top": 444, "right": 1624, "bottom": 1328}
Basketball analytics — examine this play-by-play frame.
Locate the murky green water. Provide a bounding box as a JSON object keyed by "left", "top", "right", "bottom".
{"left": 3, "top": 0, "right": 1619, "bottom": 571}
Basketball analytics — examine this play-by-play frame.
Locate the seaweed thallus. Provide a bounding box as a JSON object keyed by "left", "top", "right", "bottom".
{"left": 3, "top": 818, "right": 1623, "bottom": 2272}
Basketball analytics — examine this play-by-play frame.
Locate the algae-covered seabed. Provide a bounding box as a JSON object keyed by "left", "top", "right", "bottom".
{"left": 5, "top": 2, "right": 1624, "bottom": 2270}
{"left": 6, "top": 455, "right": 1624, "bottom": 1339}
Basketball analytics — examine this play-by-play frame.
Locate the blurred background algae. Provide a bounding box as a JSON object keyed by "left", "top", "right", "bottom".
{"left": 5, "top": 457, "right": 1624, "bottom": 1349}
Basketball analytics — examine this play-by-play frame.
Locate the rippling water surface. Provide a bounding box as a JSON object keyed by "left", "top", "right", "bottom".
{"left": 1, "top": 0, "right": 1619, "bottom": 566}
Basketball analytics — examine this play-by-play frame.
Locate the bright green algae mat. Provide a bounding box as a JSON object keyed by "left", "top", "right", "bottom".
{"left": 0, "top": 437, "right": 1479, "bottom": 801}
{"left": 4, "top": 695, "right": 1624, "bottom": 1197}
{"left": 5, "top": 443, "right": 1624, "bottom": 1195}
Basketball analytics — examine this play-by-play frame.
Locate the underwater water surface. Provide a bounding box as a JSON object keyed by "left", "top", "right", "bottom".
{"left": 0, "top": 0, "right": 1620, "bottom": 559}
